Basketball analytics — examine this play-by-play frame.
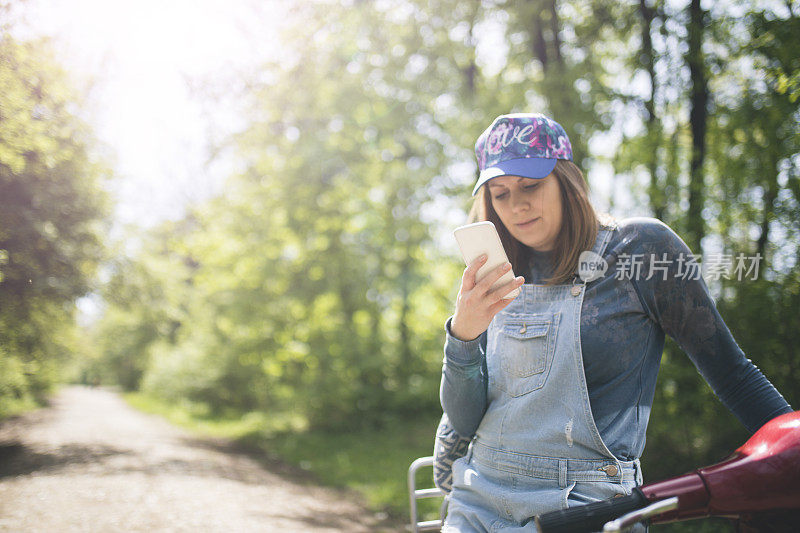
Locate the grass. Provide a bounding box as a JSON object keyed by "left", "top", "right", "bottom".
{"left": 124, "top": 393, "right": 446, "bottom": 524}
{"left": 0, "top": 382, "right": 68, "bottom": 421}
{"left": 0, "top": 395, "right": 40, "bottom": 420}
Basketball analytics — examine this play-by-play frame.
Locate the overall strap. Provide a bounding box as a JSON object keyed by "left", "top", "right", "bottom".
{"left": 571, "top": 222, "right": 617, "bottom": 285}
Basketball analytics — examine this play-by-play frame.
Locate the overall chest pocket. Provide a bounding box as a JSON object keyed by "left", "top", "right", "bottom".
{"left": 495, "top": 313, "right": 560, "bottom": 397}
{"left": 500, "top": 321, "right": 549, "bottom": 376}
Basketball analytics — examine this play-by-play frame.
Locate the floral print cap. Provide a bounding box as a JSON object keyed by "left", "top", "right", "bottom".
{"left": 472, "top": 113, "right": 573, "bottom": 195}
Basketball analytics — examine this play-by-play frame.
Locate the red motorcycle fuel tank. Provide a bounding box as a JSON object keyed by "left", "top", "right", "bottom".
{"left": 701, "top": 410, "right": 800, "bottom": 514}
{"left": 641, "top": 411, "right": 800, "bottom": 523}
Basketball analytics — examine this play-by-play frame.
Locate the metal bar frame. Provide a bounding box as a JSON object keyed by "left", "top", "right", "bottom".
{"left": 408, "top": 456, "right": 447, "bottom": 532}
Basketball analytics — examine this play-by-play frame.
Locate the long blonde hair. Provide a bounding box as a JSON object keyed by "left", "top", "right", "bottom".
{"left": 468, "top": 160, "right": 599, "bottom": 285}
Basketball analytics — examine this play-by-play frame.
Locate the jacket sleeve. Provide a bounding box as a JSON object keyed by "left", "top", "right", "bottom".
{"left": 629, "top": 219, "right": 792, "bottom": 433}
{"left": 439, "top": 316, "right": 488, "bottom": 438}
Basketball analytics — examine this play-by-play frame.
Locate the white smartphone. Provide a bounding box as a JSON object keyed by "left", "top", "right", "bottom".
{"left": 453, "top": 221, "right": 521, "bottom": 300}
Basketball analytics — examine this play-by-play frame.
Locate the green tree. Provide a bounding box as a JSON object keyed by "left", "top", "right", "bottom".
{"left": 89, "top": 8, "right": 799, "bottom": 528}
{"left": 0, "top": 34, "right": 109, "bottom": 415}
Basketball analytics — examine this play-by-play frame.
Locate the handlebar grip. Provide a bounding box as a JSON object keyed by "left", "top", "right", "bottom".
{"left": 533, "top": 488, "right": 649, "bottom": 533}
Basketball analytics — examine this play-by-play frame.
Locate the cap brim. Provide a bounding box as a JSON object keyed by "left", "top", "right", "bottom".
{"left": 472, "top": 157, "right": 557, "bottom": 196}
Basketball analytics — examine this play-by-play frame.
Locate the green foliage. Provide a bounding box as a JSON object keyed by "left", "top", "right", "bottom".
{"left": 86, "top": 2, "right": 799, "bottom": 528}
{"left": 96, "top": 2, "right": 467, "bottom": 430}
{"left": 93, "top": 230, "right": 193, "bottom": 391}
{"left": 607, "top": 6, "right": 800, "bottom": 530}
{"left": 0, "top": 32, "right": 109, "bottom": 416}
{"left": 719, "top": 275, "right": 800, "bottom": 411}
{"left": 259, "top": 416, "right": 443, "bottom": 518}
{"left": 1, "top": 0, "right": 797, "bottom": 527}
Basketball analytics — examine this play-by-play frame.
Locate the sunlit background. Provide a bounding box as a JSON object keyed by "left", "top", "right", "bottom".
{"left": 2, "top": 0, "right": 799, "bottom": 528}
{"left": 17, "top": 0, "right": 283, "bottom": 227}
{"left": 14, "top": 0, "right": 641, "bottom": 235}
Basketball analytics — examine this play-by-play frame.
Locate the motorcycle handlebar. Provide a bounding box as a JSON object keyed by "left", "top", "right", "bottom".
{"left": 533, "top": 489, "right": 649, "bottom": 533}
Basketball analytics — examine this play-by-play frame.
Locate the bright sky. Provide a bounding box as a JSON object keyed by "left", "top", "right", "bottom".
{"left": 15, "top": 0, "right": 634, "bottom": 234}
{"left": 17, "top": 0, "right": 285, "bottom": 228}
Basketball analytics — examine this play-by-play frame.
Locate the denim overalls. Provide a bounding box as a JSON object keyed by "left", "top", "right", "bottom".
{"left": 443, "top": 225, "right": 645, "bottom": 532}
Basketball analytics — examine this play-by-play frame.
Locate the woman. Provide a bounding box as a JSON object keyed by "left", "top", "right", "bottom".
{"left": 437, "top": 113, "right": 792, "bottom": 532}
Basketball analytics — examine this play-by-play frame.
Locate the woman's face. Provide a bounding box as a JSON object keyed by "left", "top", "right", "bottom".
{"left": 487, "top": 174, "right": 563, "bottom": 251}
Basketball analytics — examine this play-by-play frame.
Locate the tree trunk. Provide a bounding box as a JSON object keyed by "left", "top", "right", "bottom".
{"left": 756, "top": 183, "right": 777, "bottom": 259}
{"left": 397, "top": 251, "right": 413, "bottom": 385}
{"left": 686, "top": 0, "right": 708, "bottom": 252}
{"left": 463, "top": 1, "right": 480, "bottom": 96}
{"left": 756, "top": 127, "right": 780, "bottom": 259}
{"left": 640, "top": 0, "right": 665, "bottom": 221}
{"left": 530, "top": 0, "right": 549, "bottom": 71}
{"left": 548, "top": 0, "right": 563, "bottom": 65}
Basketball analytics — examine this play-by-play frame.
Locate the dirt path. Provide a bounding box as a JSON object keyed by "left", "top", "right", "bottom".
{"left": 0, "top": 386, "right": 400, "bottom": 532}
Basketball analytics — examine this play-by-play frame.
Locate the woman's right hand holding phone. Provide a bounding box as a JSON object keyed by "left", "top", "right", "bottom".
{"left": 450, "top": 255, "right": 525, "bottom": 342}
